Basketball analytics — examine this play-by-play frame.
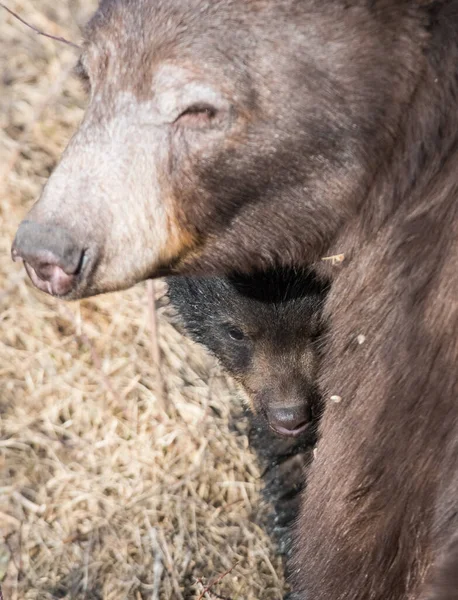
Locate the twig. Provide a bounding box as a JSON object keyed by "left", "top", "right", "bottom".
{"left": 82, "top": 533, "right": 93, "bottom": 599}
{"left": 143, "top": 515, "right": 164, "bottom": 600}
{"left": 146, "top": 280, "right": 160, "bottom": 368}
{"left": 0, "top": 585, "right": 3, "bottom": 600}
{"left": 196, "top": 563, "right": 238, "bottom": 600}
{"left": 195, "top": 579, "right": 234, "bottom": 600}
{"left": 59, "top": 304, "right": 121, "bottom": 404}
{"left": 321, "top": 253, "right": 345, "bottom": 265}
{"left": 198, "top": 590, "right": 233, "bottom": 600}
{"left": 156, "top": 528, "right": 184, "bottom": 600}
{"left": 147, "top": 280, "right": 167, "bottom": 410}
{"left": 0, "top": 3, "right": 81, "bottom": 49}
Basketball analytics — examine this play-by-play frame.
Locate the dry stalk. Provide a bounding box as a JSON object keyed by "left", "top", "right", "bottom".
{"left": 196, "top": 563, "right": 238, "bottom": 600}
{"left": 59, "top": 304, "right": 122, "bottom": 404}
{"left": 143, "top": 515, "right": 164, "bottom": 600}
{"left": 146, "top": 279, "right": 160, "bottom": 368}
{"left": 0, "top": 3, "right": 81, "bottom": 49}
{"left": 156, "top": 528, "right": 185, "bottom": 600}
{"left": 321, "top": 253, "right": 345, "bottom": 265}
{"left": 147, "top": 279, "right": 167, "bottom": 410}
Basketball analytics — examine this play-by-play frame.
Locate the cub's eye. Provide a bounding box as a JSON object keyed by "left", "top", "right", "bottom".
{"left": 225, "top": 325, "right": 246, "bottom": 342}
{"left": 175, "top": 104, "right": 218, "bottom": 128}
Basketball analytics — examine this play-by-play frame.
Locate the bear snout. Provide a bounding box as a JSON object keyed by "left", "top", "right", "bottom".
{"left": 259, "top": 390, "right": 313, "bottom": 438}
{"left": 267, "top": 404, "right": 312, "bottom": 438}
{"left": 12, "top": 220, "right": 88, "bottom": 297}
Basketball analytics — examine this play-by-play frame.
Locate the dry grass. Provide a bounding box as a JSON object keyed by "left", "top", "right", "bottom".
{"left": 0, "top": 2, "right": 285, "bottom": 598}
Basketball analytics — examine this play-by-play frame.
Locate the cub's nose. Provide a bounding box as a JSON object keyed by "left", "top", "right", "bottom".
{"left": 11, "top": 220, "right": 85, "bottom": 297}
{"left": 267, "top": 404, "right": 311, "bottom": 437}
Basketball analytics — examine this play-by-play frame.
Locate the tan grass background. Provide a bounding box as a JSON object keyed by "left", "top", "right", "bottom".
{"left": 0, "top": 2, "right": 285, "bottom": 598}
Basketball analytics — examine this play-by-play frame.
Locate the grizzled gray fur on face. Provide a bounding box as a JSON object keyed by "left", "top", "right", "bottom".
{"left": 11, "top": 1, "right": 458, "bottom": 599}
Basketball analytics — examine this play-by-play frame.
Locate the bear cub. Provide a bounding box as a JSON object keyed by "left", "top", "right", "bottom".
{"left": 167, "top": 268, "right": 328, "bottom": 556}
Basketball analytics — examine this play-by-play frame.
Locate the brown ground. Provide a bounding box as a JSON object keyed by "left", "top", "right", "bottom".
{"left": 0, "top": 2, "right": 285, "bottom": 598}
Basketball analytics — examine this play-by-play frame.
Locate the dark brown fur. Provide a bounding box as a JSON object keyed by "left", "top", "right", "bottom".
{"left": 12, "top": 1, "right": 458, "bottom": 598}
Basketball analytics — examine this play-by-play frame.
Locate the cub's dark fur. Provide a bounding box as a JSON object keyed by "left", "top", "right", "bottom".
{"left": 167, "top": 270, "right": 326, "bottom": 433}
{"left": 168, "top": 269, "right": 328, "bottom": 557}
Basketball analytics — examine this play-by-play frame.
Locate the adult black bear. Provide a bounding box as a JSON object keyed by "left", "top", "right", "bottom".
{"left": 12, "top": 1, "right": 458, "bottom": 598}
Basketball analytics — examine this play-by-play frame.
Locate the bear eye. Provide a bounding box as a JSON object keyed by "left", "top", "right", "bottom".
{"left": 225, "top": 325, "right": 246, "bottom": 342}
{"left": 175, "top": 104, "right": 218, "bottom": 128}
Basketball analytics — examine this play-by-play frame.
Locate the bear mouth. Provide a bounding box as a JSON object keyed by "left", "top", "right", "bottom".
{"left": 22, "top": 261, "right": 76, "bottom": 297}
{"left": 269, "top": 421, "right": 310, "bottom": 438}
{"left": 13, "top": 250, "right": 91, "bottom": 300}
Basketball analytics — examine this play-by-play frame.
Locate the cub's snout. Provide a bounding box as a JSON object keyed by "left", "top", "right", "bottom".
{"left": 264, "top": 400, "right": 313, "bottom": 438}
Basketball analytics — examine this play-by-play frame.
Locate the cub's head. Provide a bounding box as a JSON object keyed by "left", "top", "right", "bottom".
{"left": 168, "top": 269, "right": 327, "bottom": 437}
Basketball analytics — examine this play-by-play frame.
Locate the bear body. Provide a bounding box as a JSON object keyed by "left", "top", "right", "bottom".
{"left": 12, "top": 1, "right": 458, "bottom": 598}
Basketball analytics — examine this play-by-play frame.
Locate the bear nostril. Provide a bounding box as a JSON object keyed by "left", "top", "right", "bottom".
{"left": 23, "top": 261, "right": 77, "bottom": 297}
{"left": 11, "top": 220, "right": 86, "bottom": 297}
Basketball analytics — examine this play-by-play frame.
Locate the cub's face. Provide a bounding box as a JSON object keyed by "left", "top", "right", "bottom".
{"left": 168, "top": 270, "right": 326, "bottom": 437}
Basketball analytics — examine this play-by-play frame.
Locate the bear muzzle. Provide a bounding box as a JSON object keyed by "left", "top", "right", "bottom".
{"left": 11, "top": 220, "right": 88, "bottom": 297}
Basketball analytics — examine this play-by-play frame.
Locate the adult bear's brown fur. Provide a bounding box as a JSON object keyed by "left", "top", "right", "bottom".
{"left": 292, "top": 5, "right": 458, "bottom": 597}
{"left": 11, "top": 1, "right": 458, "bottom": 598}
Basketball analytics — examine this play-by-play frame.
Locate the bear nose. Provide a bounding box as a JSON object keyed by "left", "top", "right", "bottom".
{"left": 11, "top": 220, "right": 85, "bottom": 297}
{"left": 267, "top": 404, "right": 311, "bottom": 437}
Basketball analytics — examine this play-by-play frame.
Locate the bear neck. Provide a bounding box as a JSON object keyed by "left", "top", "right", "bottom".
{"left": 316, "top": 3, "right": 458, "bottom": 282}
